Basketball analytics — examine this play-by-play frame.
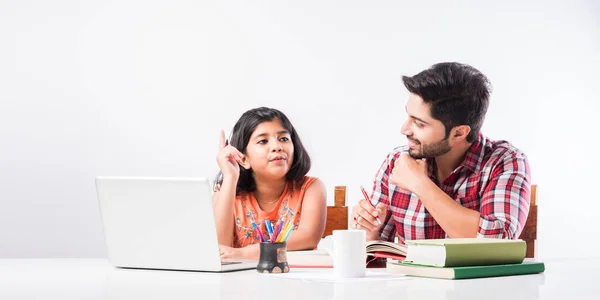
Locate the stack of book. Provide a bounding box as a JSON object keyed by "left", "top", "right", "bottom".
{"left": 386, "top": 238, "right": 545, "bottom": 279}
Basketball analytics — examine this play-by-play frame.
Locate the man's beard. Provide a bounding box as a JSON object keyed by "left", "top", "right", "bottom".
{"left": 407, "top": 136, "right": 452, "bottom": 159}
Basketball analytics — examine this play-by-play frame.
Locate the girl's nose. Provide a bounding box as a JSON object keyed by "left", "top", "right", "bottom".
{"left": 272, "top": 142, "right": 283, "bottom": 152}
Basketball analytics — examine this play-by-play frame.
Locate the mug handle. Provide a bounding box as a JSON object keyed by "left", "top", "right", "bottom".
{"left": 317, "top": 235, "right": 334, "bottom": 257}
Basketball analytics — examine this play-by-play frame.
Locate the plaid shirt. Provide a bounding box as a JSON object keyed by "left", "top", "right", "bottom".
{"left": 373, "top": 133, "right": 531, "bottom": 243}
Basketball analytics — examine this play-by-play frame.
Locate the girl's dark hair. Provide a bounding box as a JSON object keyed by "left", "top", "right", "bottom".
{"left": 215, "top": 107, "right": 311, "bottom": 194}
{"left": 402, "top": 62, "right": 491, "bottom": 143}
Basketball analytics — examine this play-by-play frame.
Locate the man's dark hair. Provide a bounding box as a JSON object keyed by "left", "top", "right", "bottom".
{"left": 220, "top": 107, "right": 311, "bottom": 194}
{"left": 402, "top": 62, "right": 491, "bottom": 143}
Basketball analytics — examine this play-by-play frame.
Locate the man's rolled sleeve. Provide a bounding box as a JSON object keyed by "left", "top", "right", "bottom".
{"left": 477, "top": 154, "right": 531, "bottom": 239}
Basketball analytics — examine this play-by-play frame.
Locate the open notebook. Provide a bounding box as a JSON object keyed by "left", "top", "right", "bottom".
{"left": 287, "top": 238, "right": 407, "bottom": 268}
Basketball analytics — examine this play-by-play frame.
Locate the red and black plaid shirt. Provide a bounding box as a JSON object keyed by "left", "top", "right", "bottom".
{"left": 373, "top": 133, "right": 531, "bottom": 243}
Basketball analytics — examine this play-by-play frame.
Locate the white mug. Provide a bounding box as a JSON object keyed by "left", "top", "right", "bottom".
{"left": 331, "top": 230, "right": 366, "bottom": 278}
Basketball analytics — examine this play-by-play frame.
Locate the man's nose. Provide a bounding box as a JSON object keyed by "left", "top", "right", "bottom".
{"left": 401, "top": 120, "right": 412, "bottom": 136}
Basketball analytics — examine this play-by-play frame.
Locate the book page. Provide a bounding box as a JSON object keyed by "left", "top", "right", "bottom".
{"left": 366, "top": 240, "right": 407, "bottom": 256}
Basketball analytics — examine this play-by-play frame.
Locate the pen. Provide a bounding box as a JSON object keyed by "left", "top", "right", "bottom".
{"left": 360, "top": 185, "right": 382, "bottom": 225}
{"left": 359, "top": 185, "right": 376, "bottom": 208}
{"left": 264, "top": 220, "right": 273, "bottom": 238}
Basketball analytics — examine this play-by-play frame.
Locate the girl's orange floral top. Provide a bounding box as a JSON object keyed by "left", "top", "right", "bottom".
{"left": 232, "top": 176, "right": 316, "bottom": 248}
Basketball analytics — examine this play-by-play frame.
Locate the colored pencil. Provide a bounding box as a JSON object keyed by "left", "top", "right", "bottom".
{"left": 270, "top": 220, "right": 282, "bottom": 243}
{"left": 277, "top": 221, "right": 292, "bottom": 243}
{"left": 252, "top": 222, "right": 266, "bottom": 242}
{"left": 282, "top": 225, "right": 294, "bottom": 242}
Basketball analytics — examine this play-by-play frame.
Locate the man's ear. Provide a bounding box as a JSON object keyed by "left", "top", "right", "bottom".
{"left": 451, "top": 125, "right": 471, "bottom": 142}
{"left": 239, "top": 155, "right": 251, "bottom": 170}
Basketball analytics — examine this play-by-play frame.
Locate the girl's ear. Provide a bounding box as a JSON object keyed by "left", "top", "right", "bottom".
{"left": 239, "top": 155, "right": 251, "bottom": 170}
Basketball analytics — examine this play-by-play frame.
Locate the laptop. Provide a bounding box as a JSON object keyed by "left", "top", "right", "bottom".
{"left": 95, "top": 176, "right": 257, "bottom": 272}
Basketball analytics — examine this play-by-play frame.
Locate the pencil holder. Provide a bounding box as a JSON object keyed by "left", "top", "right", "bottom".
{"left": 257, "top": 242, "right": 289, "bottom": 273}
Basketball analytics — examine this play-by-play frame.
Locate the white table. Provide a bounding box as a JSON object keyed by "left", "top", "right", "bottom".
{"left": 0, "top": 258, "right": 597, "bottom": 300}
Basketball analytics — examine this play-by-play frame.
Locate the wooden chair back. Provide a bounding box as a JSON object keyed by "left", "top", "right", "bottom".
{"left": 323, "top": 186, "right": 349, "bottom": 237}
{"left": 521, "top": 184, "right": 538, "bottom": 258}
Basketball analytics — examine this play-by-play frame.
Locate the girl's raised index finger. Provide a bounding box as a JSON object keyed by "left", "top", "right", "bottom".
{"left": 219, "top": 130, "right": 226, "bottom": 150}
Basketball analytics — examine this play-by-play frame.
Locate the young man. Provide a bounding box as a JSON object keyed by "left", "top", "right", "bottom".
{"left": 352, "top": 62, "right": 531, "bottom": 242}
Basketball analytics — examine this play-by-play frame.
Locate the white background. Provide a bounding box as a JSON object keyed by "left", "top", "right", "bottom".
{"left": 1, "top": 0, "right": 599, "bottom": 258}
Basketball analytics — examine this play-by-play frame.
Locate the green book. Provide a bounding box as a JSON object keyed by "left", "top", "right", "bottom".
{"left": 404, "top": 238, "right": 526, "bottom": 267}
{"left": 387, "top": 261, "right": 545, "bottom": 280}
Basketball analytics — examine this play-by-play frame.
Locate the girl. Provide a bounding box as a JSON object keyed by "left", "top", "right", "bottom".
{"left": 213, "top": 107, "right": 327, "bottom": 260}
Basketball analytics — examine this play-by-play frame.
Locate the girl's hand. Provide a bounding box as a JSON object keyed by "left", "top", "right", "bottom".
{"left": 219, "top": 244, "right": 260, "bottom": 260}
{"left": 216, "top": 130, "right": 244, "bottom": 180}
{"left": 219, "top": 244, "right": 241, "bottom": 259}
